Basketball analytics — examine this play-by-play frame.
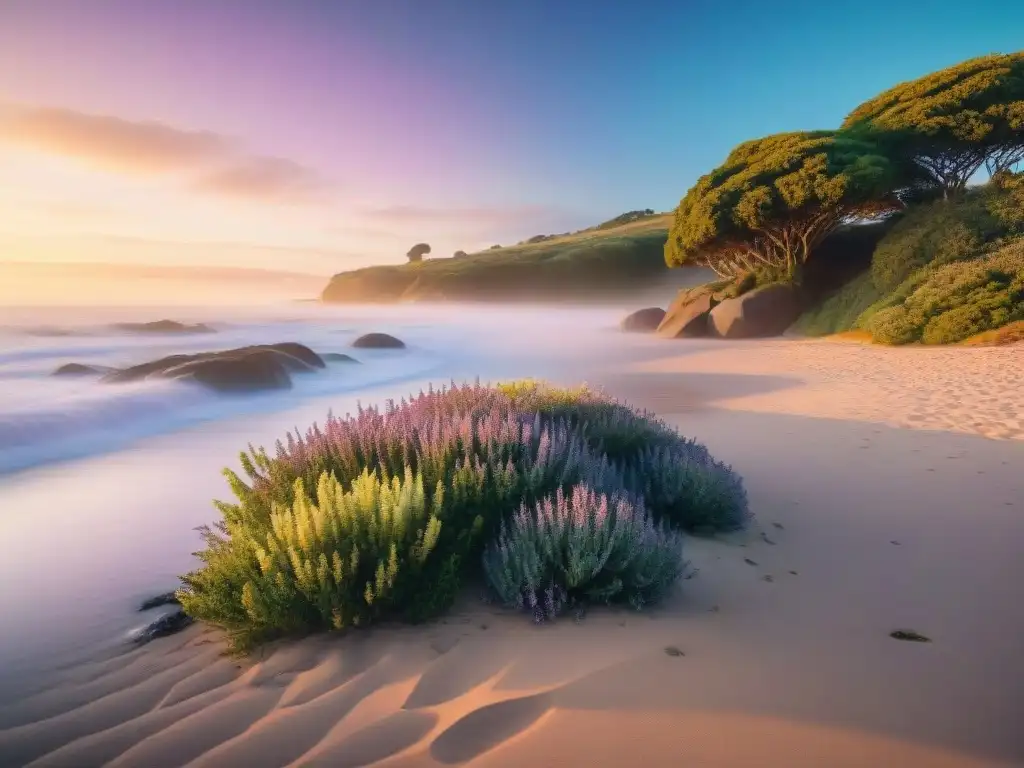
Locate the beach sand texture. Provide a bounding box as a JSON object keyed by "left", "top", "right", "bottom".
{"left": 1, "top": 339, "right": 1021, "bottom": 768}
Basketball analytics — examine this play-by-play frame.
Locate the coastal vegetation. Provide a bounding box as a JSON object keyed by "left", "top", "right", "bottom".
{"left": 664, "top": 131, "right": 901, "bottom": 281}
{"left": 322, "top": 215, "right": 673, "bottom": 303}
{"left": 177, "top": 381, "right": 748, "bottom": 649}
{"left": 663, "top": 51, "right": 1024, "bottom": 345}
{"left": 794, "top": 172, "right": 1024, "bottom": 342}
{"left": 324, "top": 53, "right": 1021, "bottom": 344}
{"left": 406, "top": 243, "right": 431, "bottom": 263}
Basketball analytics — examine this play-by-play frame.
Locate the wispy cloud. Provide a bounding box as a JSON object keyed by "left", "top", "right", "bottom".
{"left": 192, "top": 155, "right": 332, "bottom": 205}
{"left": 0, "top": 106, "right": 229, "bottom": 173}
{"left": 0, "top": 104, "right": 334, "bottom": 205}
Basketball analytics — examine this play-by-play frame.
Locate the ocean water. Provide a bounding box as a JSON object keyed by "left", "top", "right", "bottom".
{"left": 0, "top": 301, "right": 668, "bottom": 687}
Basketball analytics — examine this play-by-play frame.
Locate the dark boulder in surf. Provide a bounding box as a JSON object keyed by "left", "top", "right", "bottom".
{"left": 322, "top": 352, "right": 361, "bottom": 363}
{"left": 352, "top": 332, "right": 406, "bottom": 349}
{"left": 99, "top": 343, "right": 326, "bottom": 393}
{"left": 262, "top": 341, "right": 326, "bottom": 369}
{"left": 52, "top": 363, "right": 114, "bottom": 377}
{"left": 111, "top": 320, "right": 216, "bottom": 334}
{"left": 132, "top": 609, "right": 193, "bottom": 644}
{"left": 620, "top": 307, "right": 666, "bottom": 333}
{"left": 139, "top": 592, "right": 180, "bottom": 611}
{"left": 161, "top": 353, "right": 294, "bottom": 392}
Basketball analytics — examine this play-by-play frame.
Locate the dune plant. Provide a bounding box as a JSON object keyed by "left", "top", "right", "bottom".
{"left": 483, "top": 484, "right": 685, "bottom": 620}
{"left": 500, "top": 381, "right": 749, "bottom": 532}
{"left": 178, "top": 382, "right": 748, "bottom": 649}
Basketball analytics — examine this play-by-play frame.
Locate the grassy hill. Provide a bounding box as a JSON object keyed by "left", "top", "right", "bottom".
{"left": 321, "top": 214, "right": 680, "bottom": 303}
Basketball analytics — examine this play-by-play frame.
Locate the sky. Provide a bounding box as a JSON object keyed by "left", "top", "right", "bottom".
{"left": 1, "top": 0, "right": 1022, "bottom": 276}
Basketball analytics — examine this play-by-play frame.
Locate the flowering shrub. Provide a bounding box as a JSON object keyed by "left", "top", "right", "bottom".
{"left": 181, "top": 468, "right": 448, "bottom": 645}
{"left": 483, "top": 484, "right": 685, "bottom": 620}
{"left": 178, "top": 381, "right": 748, "bottom": 648}
{"left": 500, "top": 381, "right": 749, "bottom": 532}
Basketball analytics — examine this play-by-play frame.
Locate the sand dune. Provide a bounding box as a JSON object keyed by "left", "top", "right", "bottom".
{"left": 2, "top": 339, "right": 1022, "bottom": 767}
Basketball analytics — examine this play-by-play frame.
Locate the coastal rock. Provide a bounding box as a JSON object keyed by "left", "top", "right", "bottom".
{"left": 260, "top": 342, "right": 326, "bottom": 369}
{"left": 52, "top": 362, "right": 114, "bottom": 377}
{"left": 133, "top": 609, "right": 193, "bottom": 645}
{"left": 139, "top": 592, "right": 180, "bottom": 611}
{"left": 657, "top": 291, "right": 715, "bottom": 338}
{"left": 620, "top": 307, "right": 666, "bottom": 333}
{"left": 322, "top": 352, "right": 361, "bottom": 363}
{"left": 352, "top": 332, "right": 406, "bottom": 349}
{"left": 99, "top": 343, "right": 325, "bottom": 393}
{"left": 112, "top": 320, "right": 216, "bottom": 334}
{"left": 162, "top": 354, "right": 293, "bottom": 392}
{"left": 708, "top": 284, "right": 801, "bottom": 339}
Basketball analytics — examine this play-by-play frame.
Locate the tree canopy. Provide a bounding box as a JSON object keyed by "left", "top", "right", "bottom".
{"left": 407, "top": 242, "right": 431, "bottom": 262}
{"left": 665, "top": 131, "right": 900, "bottom": 279}
{"left": 842, "top": 52, "right": 1024, "bottom": 196}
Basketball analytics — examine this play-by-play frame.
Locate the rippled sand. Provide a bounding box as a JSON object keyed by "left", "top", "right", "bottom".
{"left": 3, "top": 339, "right": 1021, "bottom": 767}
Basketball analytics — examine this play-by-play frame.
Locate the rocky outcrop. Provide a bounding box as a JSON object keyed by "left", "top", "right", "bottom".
{"left": 657, "top": 290, "right": 716, "bottom": 338}
{"left": 52, "top": 363, "right": 114, "bottom": 377}
{"left": 112, "top": 320, "right": 216, "bottom": 334}
{"left": 139, "top": 592, "right": 180, "bottom": 611}
{"left": 255, "top": 342, "right": 325, "bottom": 370}
{"left": 322, "top": 353, "right": 361, "bottom": 363}
{"left": 133, "top": 609, "right": 193, "bottom": 644}
{"left": 708, "top": 284, "right": 802, "bottom": 339}
{"left": 352, "top": 333, "right": 406, "bottom": 349}
{"left": 158, "top": 354, "right": 293, "bottom": 392}
{"left": 78, "top": 343, "right": 328, "bottom": 393}
{"left": 620, "top": 307, "right": 666, "bottom": 333}
{"left": 133, "top": 591, "right": 192, "bottom": 645}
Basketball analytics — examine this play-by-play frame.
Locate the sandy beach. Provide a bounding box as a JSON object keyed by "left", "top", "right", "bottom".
{"left": 1, "top": 338, "right": 1021, "bottom": 768}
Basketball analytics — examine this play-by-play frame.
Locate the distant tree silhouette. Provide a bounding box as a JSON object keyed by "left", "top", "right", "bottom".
{"left": 407, "top": 243, "right": 431, "bottom": 263}
{"left": 453, "top": 250, "right": 468, "bottom": 258}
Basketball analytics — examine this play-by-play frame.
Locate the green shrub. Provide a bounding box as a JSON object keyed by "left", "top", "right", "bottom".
{"left": 483, "top": 485, "right": 684, "bottom": 619}
{"left": 178, "top": 382, "right": 749, "bottom": 649}
{"left": 869, "top": 180, "right": 1024, "bottom": 295}
{"left": 792, "top": 272, "right": 884, "bottom": 336}
{"left": 870, "top": 195, "right": 999, "bottom": 293}
{"left": 499, "top": 381, "right": 750, "bottom": 534}
{"left": 862, "top": 242, "right": 1024, "bottom": 344}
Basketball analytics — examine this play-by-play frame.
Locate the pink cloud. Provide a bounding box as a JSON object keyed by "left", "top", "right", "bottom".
{"left": 0, "top": 104, "right": 334, "bottom": 205}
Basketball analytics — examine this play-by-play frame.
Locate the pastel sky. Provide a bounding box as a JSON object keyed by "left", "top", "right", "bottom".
{"left": 2, "top": 0, "right": 1022, "bottom": 275}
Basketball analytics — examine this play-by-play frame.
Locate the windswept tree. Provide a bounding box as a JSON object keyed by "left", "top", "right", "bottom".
{"left": 842, "top": 52, "right": 1024, "bottom": 197}
{"left": 406, "top": 242, "right": 431, "bottom": 263}
{"left": 665, "top": 131, "right": 900, "bottom": 280}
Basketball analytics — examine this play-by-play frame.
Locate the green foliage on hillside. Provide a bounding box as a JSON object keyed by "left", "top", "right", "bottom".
{"left": 794, "top": 177, "right": 1024, "bottom": 344}
{"left": 596, "top": 209, "right": 657, "bottom": 230}
{"left": 665, "top": 131, "right": 900, "bottom": 280}
{"left": 842, "top": 52, "right": 1024, "bottom": 195}
{"left": 658, "top": 51, "right": 1024, "bottom": 346}
{"left": 792, "top": 271, "right": 884, "bottom": 337}
{"left": 321, "top": 215, "right": 673, "bottom": 303}
{"left": 863, "top": 242, "right": 1024, "bottom": 344}
{"left": 870, "top": 179, "right": 1024, "bottom": 292}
